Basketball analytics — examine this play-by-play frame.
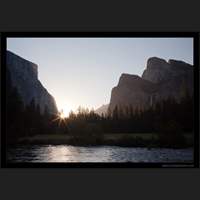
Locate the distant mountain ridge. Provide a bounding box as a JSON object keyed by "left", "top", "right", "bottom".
{"left": 109, "top": 57, "right": 193, "bottom": 112}
{"left": 7, "top": 51, "right": 58, "bottom": 114}
{"left": 95, "top": 104, "right": 109, "bottom": 115}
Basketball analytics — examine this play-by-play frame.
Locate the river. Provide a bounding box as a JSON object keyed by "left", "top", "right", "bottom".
{"left": 7, "top": 145, "right": 193, "bottom": 163}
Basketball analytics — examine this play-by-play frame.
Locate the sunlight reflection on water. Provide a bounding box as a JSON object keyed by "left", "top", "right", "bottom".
{"left": 7, "top": 145, "right": 193, "bottom": 163}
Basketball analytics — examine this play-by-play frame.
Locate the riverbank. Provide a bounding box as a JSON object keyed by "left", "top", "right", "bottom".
{"left": 15, "top": 133, "right": 193, "bottom": 148}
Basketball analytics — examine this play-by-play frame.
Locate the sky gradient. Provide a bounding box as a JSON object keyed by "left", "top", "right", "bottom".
{"left": 7, "top": 38, "right": 193, "bottom": 116}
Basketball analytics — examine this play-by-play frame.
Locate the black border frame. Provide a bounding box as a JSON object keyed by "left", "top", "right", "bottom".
{"left": 1, "top": 32, "right": 199, "bottom": 168}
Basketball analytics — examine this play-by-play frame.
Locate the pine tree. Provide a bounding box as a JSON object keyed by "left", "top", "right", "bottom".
{"left": 6, "top": 68, "right": 25, "bottom": 142}
{"left": 112, "top": 105, "right": 119, "bottom": 120}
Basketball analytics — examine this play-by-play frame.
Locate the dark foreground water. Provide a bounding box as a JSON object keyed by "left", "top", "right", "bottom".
{"left": 7, "top": 145, "right": 193, "bottom": 163}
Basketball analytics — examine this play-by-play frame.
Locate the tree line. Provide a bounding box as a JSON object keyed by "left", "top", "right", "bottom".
{"left": 65, "top": 92, "right": 193, "bottom": 135}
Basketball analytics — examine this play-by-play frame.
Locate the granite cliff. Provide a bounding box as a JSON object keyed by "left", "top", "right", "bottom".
{"left": 7, "top": 51, "right": 58, "bottom": 114}
{"left": 109, "top": 57, "right": 193, "bottom": 112}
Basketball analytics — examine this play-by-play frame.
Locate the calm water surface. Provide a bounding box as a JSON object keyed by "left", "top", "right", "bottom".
{"left": 7, "top": 145, "right": 193, "bottom": 163}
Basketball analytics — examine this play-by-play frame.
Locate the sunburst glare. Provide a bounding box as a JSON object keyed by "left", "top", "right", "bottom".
{"left": 51, "top": 109, "right": 67, "bottom": 126}
{"left": 60, "top": 111, "right": 66, "bottom": 119}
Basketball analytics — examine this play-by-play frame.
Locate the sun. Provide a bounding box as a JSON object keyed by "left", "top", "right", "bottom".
{"left": 56, "top": 101, "right": 76, "bottom": 119}
{"left": 51, "top": 109, "right": 67, "bottom": 126}
{"left": 60, "top": 111, "right": 66, "bottom": 119}
{"left": 60, "top": 107, "right": 72, "bottom": 118}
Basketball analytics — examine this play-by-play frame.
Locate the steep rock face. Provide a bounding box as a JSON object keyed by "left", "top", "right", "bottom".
{"left": 142, "top": 57, "right": 193, "bottom": 84}
{"left": 109, "top": 57, "right": 193, "bottom": 112}
{"left": 7, "top": 51, "right": 58, "bottom": 114}
{"left": 142, "top": 57, "right": 193, "bottom": 99}
{"left": 109, "top": 73, "right": 158, "bottom": 111}
{"left": 142, "top": 57, "right": 172, "bottom": 83}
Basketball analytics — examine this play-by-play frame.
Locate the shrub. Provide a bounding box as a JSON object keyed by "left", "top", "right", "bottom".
{"left": 156, "top": 120, "right": 186, "bottom": 147}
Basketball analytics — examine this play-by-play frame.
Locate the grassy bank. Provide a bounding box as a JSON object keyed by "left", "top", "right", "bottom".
{"left": 17, "top": 133, "right": 193, "bottom": 148}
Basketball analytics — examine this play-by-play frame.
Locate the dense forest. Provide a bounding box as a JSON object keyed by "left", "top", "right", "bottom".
{"left": 6, "top": 67, "right": 194, "bottom": 146}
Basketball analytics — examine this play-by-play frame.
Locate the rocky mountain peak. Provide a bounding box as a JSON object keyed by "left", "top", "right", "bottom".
{"left": 7, "top": 51, "right": 58, "bottom": 114}
{"left": 146, "top": 57, "right": 169, "bottom": 70}
{"left": 109, "top": 57, "right": 193, "bottom": 113}
{"left": 118, "top": 73, "right": 140, "bottom": 86}
{"left": 168, "top": 59, "right": 193, "bottom": 70}
{"left": 7, "top": 51, "right": 38, "bottom": 80}
{"left": 95, "top": 104, "right": 109, "bottom": 115}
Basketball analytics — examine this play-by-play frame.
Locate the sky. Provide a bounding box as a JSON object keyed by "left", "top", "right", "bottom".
{"left": 7, "top": 37, "right": 193, "bottom": 116}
